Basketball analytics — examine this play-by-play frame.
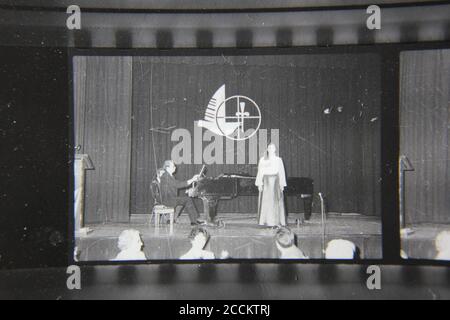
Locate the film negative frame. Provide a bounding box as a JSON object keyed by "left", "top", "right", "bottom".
{"left": 1, "top": 1, "right": 450, "bottom": 300}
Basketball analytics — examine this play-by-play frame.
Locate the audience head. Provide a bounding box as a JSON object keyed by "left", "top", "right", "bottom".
{"left": 275, "top": 226, "right": 296, "bottom": 250}
{"left": 163, "top": 160, "right": 176, "bottom": 174}
{"left": 118, "top": 229, "right": 144, "bottom": 252}
{"left": 325, "top": 239, "right": 356, "bottom": 259}
{"left": 400, "top": 249, "right": 409, "bottom": 259}
{"left": 188, "top": 226, "right": 210, "bottom": 249}
{"left": 73, "top": 246, "right": 80, "bottom": 262}
{"left": 435, "top": 230, "right": 450, "bottom": 260}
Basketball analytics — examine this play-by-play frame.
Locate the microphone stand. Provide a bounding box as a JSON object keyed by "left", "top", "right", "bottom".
{"left": 319, "top": 192, "right": 326, "bottom": 258}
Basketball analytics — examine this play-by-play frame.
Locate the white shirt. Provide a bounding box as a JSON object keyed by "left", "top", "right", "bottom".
{"left": 180, "top": 249, "right": 215, "bottom": 260}
{"left": 278, "top": 245, "right": 308, "bottom": 259}
{"left": 112, "top": 250, "right": 147, "bottom": 261}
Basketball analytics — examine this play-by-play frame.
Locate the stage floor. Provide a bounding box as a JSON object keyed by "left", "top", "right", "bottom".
{"left": 76, "top": 213, "right": 382, "bottom": 261}
{"left": 401, "top": 223, "right": 450, "bottom": 260}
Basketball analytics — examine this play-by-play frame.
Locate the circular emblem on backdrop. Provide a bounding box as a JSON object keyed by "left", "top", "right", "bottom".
{"left": 215, "top": 95, "right": 262, "bottom": 141}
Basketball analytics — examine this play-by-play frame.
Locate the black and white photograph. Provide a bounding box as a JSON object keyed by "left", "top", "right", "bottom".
{"left": 73, "top": 53, "right": 382, "bottom": 261}
{"left": 1, "top": 0, "right": 450, "bottom": 301}
{"left": 400, "top": 49, "right": 450, "bottom": 261}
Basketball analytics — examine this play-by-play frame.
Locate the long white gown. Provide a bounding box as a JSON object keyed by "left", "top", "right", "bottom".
{"left": 255, "top": 156, "right": 287, "bottom": 226}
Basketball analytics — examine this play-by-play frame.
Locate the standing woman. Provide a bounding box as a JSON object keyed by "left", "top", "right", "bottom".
{"left": 255, "top": 143, "right": 287, "bottom": 227}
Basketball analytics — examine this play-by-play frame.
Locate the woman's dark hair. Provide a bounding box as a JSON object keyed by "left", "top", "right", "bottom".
{"left": 188, "top": 226, "right": 210, "bottom": 242}
{"left": 264, "top": 143, "right": 277, "bottom": 160}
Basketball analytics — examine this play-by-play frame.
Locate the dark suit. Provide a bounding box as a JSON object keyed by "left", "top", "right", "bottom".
{"left": 159, "top": 171, "right": 199, "bottom": 223}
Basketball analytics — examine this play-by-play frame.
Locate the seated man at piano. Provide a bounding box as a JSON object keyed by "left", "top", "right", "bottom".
{"left": 159, "top": 160, "right": 204, "bottom": 226}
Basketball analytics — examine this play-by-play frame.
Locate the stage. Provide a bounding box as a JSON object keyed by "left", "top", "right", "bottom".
{"left": 76, "top": 213, "right": 382, "bottom": 261}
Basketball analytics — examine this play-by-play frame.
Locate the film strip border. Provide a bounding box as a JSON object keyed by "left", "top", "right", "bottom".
{"left": 0, "top": 0, "right": 446, "bottom": 11}
{"left": 0, "top": 1, "right": 449, "bottom": 48}
{"left": 1, "top": 264, "right": 449, "bottom": 299}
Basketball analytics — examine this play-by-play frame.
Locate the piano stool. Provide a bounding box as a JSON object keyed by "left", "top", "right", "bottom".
{"left": 150, "top": 205, "right": 175, "bottom": 235}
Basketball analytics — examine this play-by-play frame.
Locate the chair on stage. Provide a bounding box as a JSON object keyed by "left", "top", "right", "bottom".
{"left": 150, "top": 173, "right": 174, "bottom": 235}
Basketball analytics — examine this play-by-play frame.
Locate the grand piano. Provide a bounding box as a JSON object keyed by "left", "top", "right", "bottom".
{"left": 189, "top": 173, "right": 313, "bottom": 221}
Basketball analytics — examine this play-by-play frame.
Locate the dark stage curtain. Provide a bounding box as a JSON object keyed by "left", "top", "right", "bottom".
{"left": 400, "top": 49, "right": 450, "bottom": 224}
{"left": 130, "top": 54, "right": 381, "bottom": 216}
{"left": 74, "top": 56, "right": 133, "bottom": 223}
